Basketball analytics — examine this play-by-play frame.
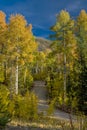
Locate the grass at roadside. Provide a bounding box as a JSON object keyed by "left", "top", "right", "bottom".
{"left": 7, "top": 114, "right": 87, "bottom": 130}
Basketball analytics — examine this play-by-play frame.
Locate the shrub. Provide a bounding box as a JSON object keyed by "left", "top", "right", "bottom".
{"left": 0, "top": 85, "right": 11, "bottom": 128}
{"left": 11, "top": 92, "right": 38, "bottom": 121}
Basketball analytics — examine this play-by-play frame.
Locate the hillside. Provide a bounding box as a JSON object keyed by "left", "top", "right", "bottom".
{"left": 35, "top": 37, "right": 52, "bottom": 51}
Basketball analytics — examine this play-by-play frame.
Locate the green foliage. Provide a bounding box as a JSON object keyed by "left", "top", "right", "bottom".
{"left": 33, "top": 71, "right": 47, "bottom": 80}
{"left": 25, "top": 71, "right": 33, "bottom": 89}
{"left": 0, "top": 85, "right": 11, "bottom": 128}
{"left": 0, "top": 64, "right": 4, "bottom": 82}
{"left": 10, "top": 92, "right": 38, "bottom": 121}
{"left": 48, "top": 9, "right": 87, "bottom": 114}
{"left": 0, "top": 9, "right": 87, "bottom": 120}
{"left": 46, "top": 73, "right": 64, "bottom": 105}
{"left": 75, "top": 10, "right": 87, "bottom": 114}
{"left": 0, "top": 11, "right": 37, "bottom": 95}
{"left": 47, "top": 98, "right": 56, "bottom": 115}
{"left": 18, "top": 68, "right": 34, "bottom": 94}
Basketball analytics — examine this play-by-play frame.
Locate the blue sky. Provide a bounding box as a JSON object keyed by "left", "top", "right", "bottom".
{"left": 0, "top": 0, "right": 86, "bottom": 38}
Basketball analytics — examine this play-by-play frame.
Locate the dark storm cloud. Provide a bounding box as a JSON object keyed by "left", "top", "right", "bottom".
{"left": 0, "top": 0, "right": 86, "bottom": 38}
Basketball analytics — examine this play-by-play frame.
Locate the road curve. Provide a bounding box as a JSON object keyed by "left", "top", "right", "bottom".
{"left": 32, "top": 81, "right": 76, "bottom": 121}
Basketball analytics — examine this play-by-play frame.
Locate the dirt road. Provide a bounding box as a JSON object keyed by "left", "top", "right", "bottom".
{"left": 32, "top": 81, "right": 75, "bottom": 121}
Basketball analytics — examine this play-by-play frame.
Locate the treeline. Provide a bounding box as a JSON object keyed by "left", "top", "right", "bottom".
{"left": 45, "top": 10, "right": 87, "bottom": 115}
{"left": 0, "top": 11, "right": 38, "bottom": 128}
{"left": 0, "top": 11, "right": 37, "bottom": 94}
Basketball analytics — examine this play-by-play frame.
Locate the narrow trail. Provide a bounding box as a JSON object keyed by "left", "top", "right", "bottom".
{"left": 32, "top": 80, "right": 75, "bottom": 121}
{"left": 33, "top": 81, "right": 48, "bottom": 113}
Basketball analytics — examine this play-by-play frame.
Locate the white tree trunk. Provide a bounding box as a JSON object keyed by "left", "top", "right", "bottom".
{"left": 10, "top": 63, "right": 13, "bottom": 94}
{"left": 15, "top": 57, "right": 18, "bottom": 95}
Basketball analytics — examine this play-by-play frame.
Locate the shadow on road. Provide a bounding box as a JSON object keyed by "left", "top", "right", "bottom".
{"left": 7, "top": 126, "right": 58, "bottom": 130}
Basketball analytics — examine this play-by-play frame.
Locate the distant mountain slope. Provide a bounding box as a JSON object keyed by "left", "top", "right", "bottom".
{"left": 35, "top": 37, "right": 52, "bottom": 51}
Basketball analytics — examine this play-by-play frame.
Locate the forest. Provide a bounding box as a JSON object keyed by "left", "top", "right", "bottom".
{"left": 0, "top": 9, "right": 87, "bottom": 129}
